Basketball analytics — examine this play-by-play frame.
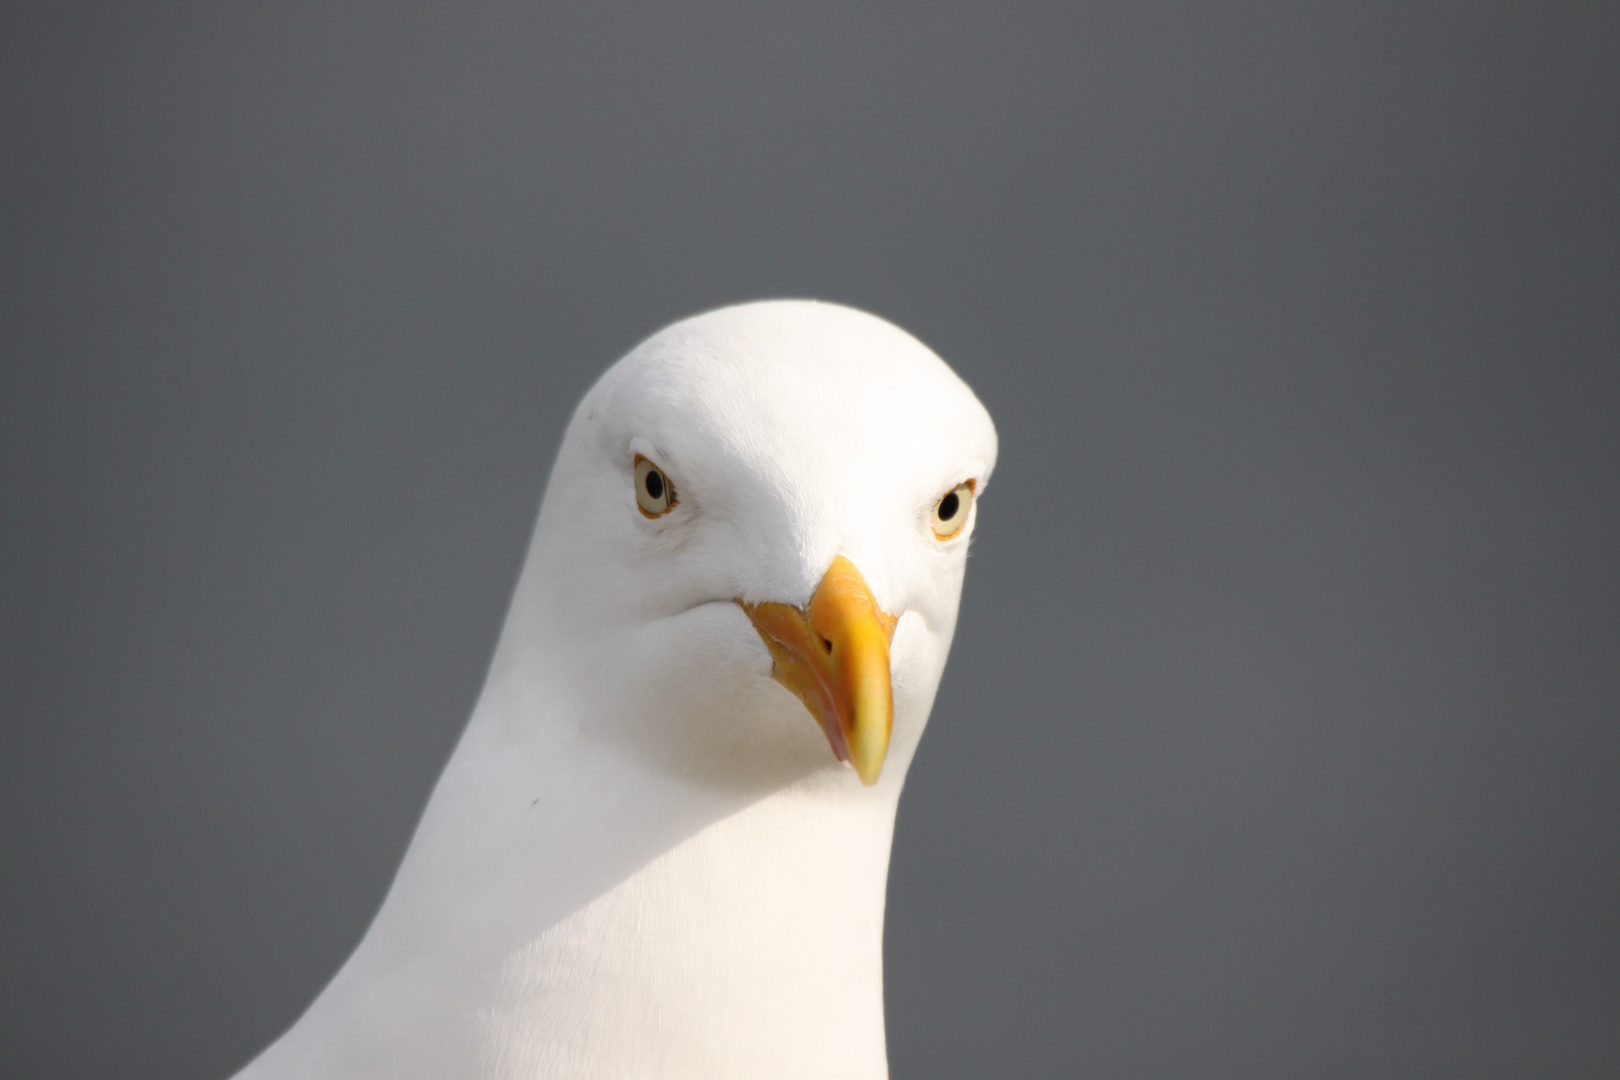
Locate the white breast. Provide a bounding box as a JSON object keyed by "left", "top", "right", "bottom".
{"left": 478, "top": 785, "right": 898, "bottom": 1080}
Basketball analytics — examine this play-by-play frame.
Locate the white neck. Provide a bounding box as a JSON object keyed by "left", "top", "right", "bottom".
{"left": 478, "top": 782, "right": 897, "bottom": 1079}
{"left": 233, "top": 613, "right": 908, "bottom": 1080}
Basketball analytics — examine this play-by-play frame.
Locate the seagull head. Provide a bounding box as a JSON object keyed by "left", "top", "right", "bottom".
{"left": 500, "top": 299, "right": 997, "bottom": 793}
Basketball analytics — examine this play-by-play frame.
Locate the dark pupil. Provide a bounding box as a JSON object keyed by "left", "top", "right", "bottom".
{"left": 939, "top": 492, "right": 959, "bottom": 520}
{"left": 644, "top": 470, "right": 665, "bottom": 500}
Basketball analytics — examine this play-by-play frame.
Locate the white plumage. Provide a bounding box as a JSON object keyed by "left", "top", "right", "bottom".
{"left": 233, "top": 299, "right": 998, "bottom": 1079}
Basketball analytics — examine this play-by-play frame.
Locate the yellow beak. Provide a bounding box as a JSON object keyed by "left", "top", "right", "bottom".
{"left": 739, "top": 556, "right": 899, "bottom": 785}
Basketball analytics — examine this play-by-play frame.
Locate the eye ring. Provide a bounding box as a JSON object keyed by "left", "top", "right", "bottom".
{"left": 931, "top": 480, "right": 975, "bottom": 540}
{"left": 634, "top": 454, "right": 677, "bottom": 518}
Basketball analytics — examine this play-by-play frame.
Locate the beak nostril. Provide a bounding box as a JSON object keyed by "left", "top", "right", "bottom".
{"left": 821, "top": 636, "right": 834, "bottom": 654}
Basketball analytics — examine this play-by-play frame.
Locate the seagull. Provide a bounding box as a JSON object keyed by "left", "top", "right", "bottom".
{"left": 231, "top": 299, "right": 998, "bottom": 1079}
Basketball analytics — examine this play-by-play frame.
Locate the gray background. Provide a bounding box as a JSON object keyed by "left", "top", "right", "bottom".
{"left": 3, "top": 3, "right": 1617, "bottom": 1077}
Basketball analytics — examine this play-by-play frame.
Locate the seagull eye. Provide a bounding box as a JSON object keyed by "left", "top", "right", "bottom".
{"left": 634, "top": 454, "right": 677, "bottom": 517}
{"left": 930, "top": 481, "right": 974, "bottom": 540}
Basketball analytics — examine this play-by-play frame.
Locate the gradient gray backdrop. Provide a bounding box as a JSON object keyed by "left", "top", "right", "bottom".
{"left": 3, "top": 3, "right": 1617, "bottom": 1077}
